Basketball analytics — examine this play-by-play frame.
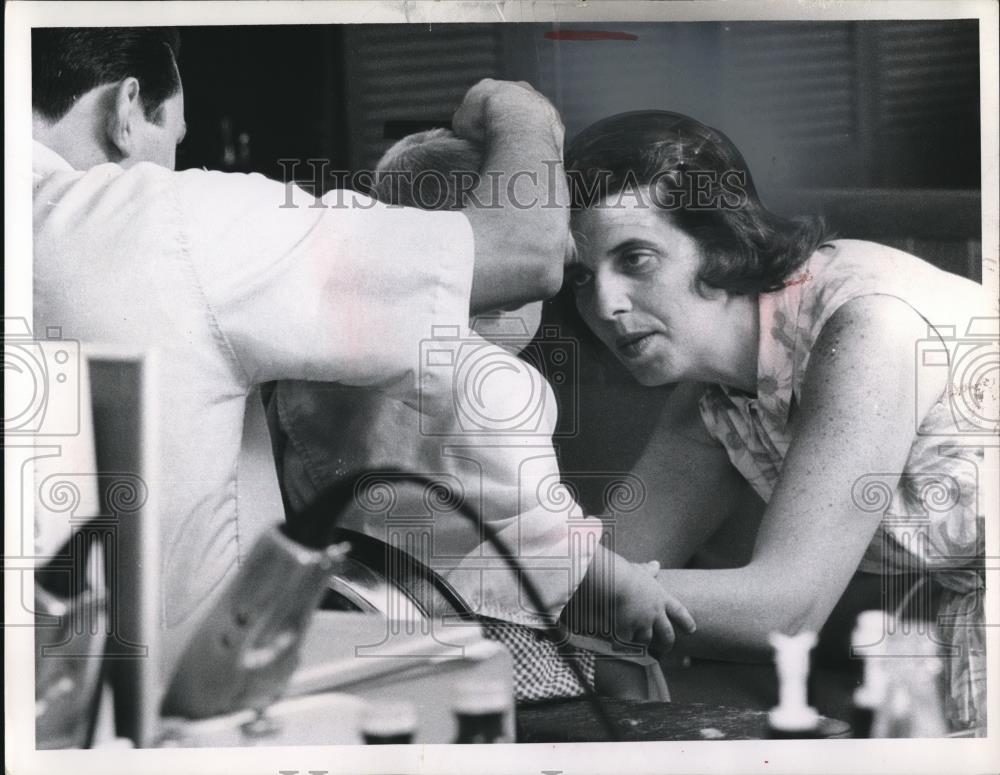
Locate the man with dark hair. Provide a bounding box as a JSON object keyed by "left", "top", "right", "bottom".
{"left": 32, "top": 27, "right": 595, "bottom": 683}
{"left": 32, "top": 28, "right": 185, "bottom": 169}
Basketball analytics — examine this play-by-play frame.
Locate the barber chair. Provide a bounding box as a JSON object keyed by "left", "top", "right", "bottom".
{"left": 321, "top": 527, "right": 671, "bottom": 703}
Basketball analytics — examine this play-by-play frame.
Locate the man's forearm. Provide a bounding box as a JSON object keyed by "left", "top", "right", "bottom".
{"left": 464, "top": 125, "right": 569, "bottom": 313}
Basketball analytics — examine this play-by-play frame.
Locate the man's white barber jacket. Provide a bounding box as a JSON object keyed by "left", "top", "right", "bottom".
{"left": 32, "top": 142, "right": 600, "bottom": 683}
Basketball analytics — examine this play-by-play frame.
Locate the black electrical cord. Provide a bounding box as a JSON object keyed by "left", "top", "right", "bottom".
{"left": 290, "top": 467, "right": 623, "bottom": 742}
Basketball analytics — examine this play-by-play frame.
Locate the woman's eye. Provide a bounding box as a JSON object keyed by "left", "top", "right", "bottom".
{"left": 567, "top": 269, "right": 593, "bottom": 289}
{"left": 621, "top": 252, "right": 654, "bottom": 271}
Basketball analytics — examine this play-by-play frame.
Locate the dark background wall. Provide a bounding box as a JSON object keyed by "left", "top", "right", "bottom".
{"left": 177, "top": 20, "right": 981, "bottom": 193}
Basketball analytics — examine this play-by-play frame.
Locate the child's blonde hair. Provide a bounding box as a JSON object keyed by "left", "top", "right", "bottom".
{"left": 373, "top": 128, "right": 482, "bottom": 210}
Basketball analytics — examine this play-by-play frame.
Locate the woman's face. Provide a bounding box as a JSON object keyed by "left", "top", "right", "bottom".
{"left": 569, "top": 191, "right": 730, "bottom": 386}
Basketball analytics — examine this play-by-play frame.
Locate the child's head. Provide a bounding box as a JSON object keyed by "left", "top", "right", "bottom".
{"left": 374, "top": 127, "right": 543, "bottom": 346}
{"left": 374, "top": 128, "right": 482, "bottom": 210}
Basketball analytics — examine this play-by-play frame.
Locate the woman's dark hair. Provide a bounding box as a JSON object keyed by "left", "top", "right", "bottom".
{"left": 565, "top": 111, "right": 828, "bottom": 295}
{"left": 32, "top": 27, "right": 182, "bottom": 123}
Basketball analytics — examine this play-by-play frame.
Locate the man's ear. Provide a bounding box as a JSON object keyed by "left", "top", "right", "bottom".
{"left": 105, "top": 77, "right": 142, "bottom": 160}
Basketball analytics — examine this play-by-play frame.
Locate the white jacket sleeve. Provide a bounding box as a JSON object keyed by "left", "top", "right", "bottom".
{"left": 175, "top": 170, "right": 475, "bottom": 402}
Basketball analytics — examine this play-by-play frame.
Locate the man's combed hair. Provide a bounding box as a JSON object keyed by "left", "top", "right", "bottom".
{"left": 565, "top": 111, "right": 829, "bottom": 295}
{"left": 32, "top": 27, "right": 182, "bottom": 123}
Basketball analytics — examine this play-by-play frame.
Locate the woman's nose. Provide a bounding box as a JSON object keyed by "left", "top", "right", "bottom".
{"left": 591, "top": 274, "right": 631, "bottom": 320}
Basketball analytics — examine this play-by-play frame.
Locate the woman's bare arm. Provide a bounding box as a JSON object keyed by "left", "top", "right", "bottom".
{"left": 654, "top": 294, "right": 948, "bottom": 661}
{"left": 614, "top": 381, "right": 759, "bottom": 568}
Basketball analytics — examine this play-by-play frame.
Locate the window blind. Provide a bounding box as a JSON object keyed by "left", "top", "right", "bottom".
{"left": 343, "top": 24, "right": 505, "bottom": 172}
{"left": 875, "top": 20, "right": 980, "bottom": 138}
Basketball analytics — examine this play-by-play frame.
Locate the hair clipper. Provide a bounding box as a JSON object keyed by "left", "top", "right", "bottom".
{"left": 162, "top": 525, "right": 346, "bottom": 719}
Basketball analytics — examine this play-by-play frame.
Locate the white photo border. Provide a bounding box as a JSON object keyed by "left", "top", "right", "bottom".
{"left": 5, "top": 2, "right": 998, "bottom": 774}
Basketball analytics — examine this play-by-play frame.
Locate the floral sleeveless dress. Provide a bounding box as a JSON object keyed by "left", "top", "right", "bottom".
{"left": 698, "top": 240, "right": 996, "bottom": 734}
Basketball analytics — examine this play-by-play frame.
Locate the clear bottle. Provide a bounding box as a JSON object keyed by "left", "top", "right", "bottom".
{"left": 767, "top": 631, "right": 821, "bottom": 739}
{"left": 870, "top": 630, "right": 948, "bottom": 738}
{"left": 850, "top": 610, "right": 889, "bottom": 738}
{"left": 452, "top": 680, "right": 511, "bottom": 744}
{"left": 906, "top": 654, "right": 948, "bottom": 737}
{"left": 360, "top": 699, "right": 417, "bottom": 744}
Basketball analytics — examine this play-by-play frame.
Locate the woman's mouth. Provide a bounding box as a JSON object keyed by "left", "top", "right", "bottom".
{"left": 616, "top": 332, "right": 656, "bottom": 360}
